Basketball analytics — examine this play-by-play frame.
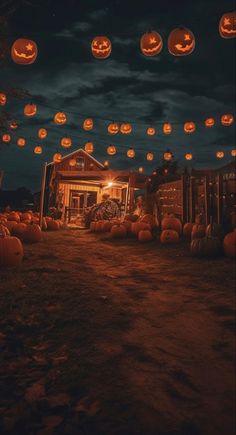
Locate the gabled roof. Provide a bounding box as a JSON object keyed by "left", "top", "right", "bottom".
{"left": 47, "top": 148, "right": 105, "bottom": 169}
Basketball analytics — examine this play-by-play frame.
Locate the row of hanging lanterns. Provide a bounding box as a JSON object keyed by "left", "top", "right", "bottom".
{"left": 7, "top": 13, "right": 236, "bottom": 65}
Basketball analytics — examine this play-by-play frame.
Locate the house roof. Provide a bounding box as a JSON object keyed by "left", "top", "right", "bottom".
{"left": 47, "top": 148, "right": 105, "bottom": 169}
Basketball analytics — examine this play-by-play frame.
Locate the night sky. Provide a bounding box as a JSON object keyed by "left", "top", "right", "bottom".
{"left": 0, "top": 0, "right": 235, "bottom": 191}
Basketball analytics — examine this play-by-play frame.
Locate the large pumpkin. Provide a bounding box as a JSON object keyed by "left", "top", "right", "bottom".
{"left": 11, "top": 38, "right": 38, "bottom": 64}
{"left": 138, "top": 229, "right": 153, "bottom": 242}
{"left": 219, "top": 11, "right": 236, "bottom": 39}
{"left": 12, "top": 223, "right": 27, "bottom": 239}
{"left": 111, "top": 224, "right": 127, "bottom": 238}
{"left": 91, "top": 36, "right": 112, "bottom": 59}
{"left": 223, "top": 230, "right": 236, "bottom": 257}
{"left": 0, "top": 236, "right": 24, "bottom": 267}
{"left": 161, "top": 216, "right": 182, "bottom": 235}
{"left": 168, "top": 27, "right": 195, "bottom": 56}
{"left": 5, "top": 221, "right": 18, "bottom": 234}
{"left": 140, "top": 31, "right": 163, "bottom": 56}
{"left": 160, "top": 230, "right": 179, "bottom": 244}
{"left": 191, "top": 237, "right": 222, "bottom": 257}
{"left": 131, "top": 222, "right": 151, "bottom": 236}
{"left": 24, "top": 103, "right": 37, "bottom": 117}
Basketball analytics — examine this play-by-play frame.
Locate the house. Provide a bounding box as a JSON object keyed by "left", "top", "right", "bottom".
{"left": 43, "top": 148, "right": 147, "bottom": 222}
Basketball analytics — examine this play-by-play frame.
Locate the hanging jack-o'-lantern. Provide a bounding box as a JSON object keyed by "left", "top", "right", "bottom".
{"left": 146, "top": 127, "right": 156, "bottom": 136}
{"left": 54, "top": 112, "right": 67, "bottom": 125}
{"left": 2, "top": 134, "right": 11, "bottom": 143}
{"left": 138, "top": 167, "right": 144, "bottom": 173}
{"left": 221, "top": 113, "right": 234, "bottom": 126}
{"left": 168, "top": 27, "right": 195, "bottom": 56}
{"left": 120, "top": 123, "right": 132, "bottom": 134}
{"left": 83, "top": 118, "right": 93, "bottom": 131}
{"left": 146, "top": 152, "right": 154, "bottom": 161}
{"left": 84, "top": 142, "right": 94, "bottom": 154}
{"left": 163, "top": 123, "right": 172, "bottom": 135}
{"left": 185, "top": 153, "right": 193, "bottom": 160}
{"left": 91, "top": 36, "right": 112, "bottom": 59}
{"left": 205, "top": 117, "right": 215, "bottom": 128}
{"left": 53, "top": 152, "right": 62, "bottom": 163}
{"left": 34, "top": 146, "right": 42, "bottom": 154}
{"left": 69, "top": 158, "right": 77, "bottom": 167}
{"left": 184, "top": 121, "right": 196, "bottom": 134}
{"left": 17, "top": 137, "right": 26, "bottom": 147}
{"left": 219, "top": 11, "right": 236, "bottom": 39}
{"left": 38, "top": 128, "right": 47, "bottom": 139}
{"left": 24, "top": 103, "right": 37, "bottom": 117}
{"left": 216, "top": 151, "right": 224, "bottom": 159}
{"left": 127, "top": 148, "right": 135, "bottom": 158}
{"left": 140, "top": 31, "right": 163, "bottom": 56}
{"left": 60, "top": 137, "right": 72, "bottom": 148}
{"left": 11, "top": 38, "right": 38, "bottom": 64}
{"left": 108, "top": 122, "right": 119, "bottom": 135}
{"left": 9, "top": 120, "right": 18, "bottom": 130}
{"left": 231, "top": 149, "right": 236, "bottom": 157}
{"left": 107, "top": 145, "right": 117, "bottom": 155}
{"left": 0, "top": 93, "right": 7, "bottom": 106}
{"left": 163, "top": 151, "right": 173, "bottom": 161}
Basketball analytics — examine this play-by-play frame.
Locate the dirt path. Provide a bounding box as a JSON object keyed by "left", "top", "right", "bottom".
{"left": 0, "top": 230, "right": 235, "bottom": 435}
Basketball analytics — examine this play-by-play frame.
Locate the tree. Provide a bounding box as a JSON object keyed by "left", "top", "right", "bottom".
{"left": 146, "top": 150, "right": 180, "bottom": 193}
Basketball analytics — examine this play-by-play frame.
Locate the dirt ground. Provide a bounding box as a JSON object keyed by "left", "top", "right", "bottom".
{"left": 0, "top": 229, "right": 235, "bottom": 435}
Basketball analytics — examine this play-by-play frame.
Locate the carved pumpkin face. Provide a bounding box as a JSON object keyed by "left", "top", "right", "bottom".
{"left": 34, "top": 146, "right": 42, "bottom": 154}
{"left": 219, "top": 12, "right": 236, "bottom": 39}
{"left": 139, "top": 167, "right": 144, "bottom": 173}
{"left": 84, "top": 142, "right": 94, "bottom": 154}
{"left": 108, "top": 122, "right": 119, "bottom": 135}
{"left": 83, "top": 118, "right": 93, "bottom": 131}
{"left": 231, "top": 149, "right": 236, "bottom": 157}
{"left": 38, "top": 128, "right": 47, "bottom": 139}
{"left": 168, "top": 28, "right": 195, "bottom": 56}
{"left": 0, "top": 93, "right": 7, "bottom": 106}
{"left": 140, "top": 31, "right": 163, "bottom": 56}
{"left": 91, "top": 36, "right": 112, "bottom": 59}
{"left": 127, "top": 148, "right": 135, "bottom": 158}
{"left": 205, "top": 117, "right": 215, "bottom": 128}
{"left": 163, "top": 123, "right": 172, "bottom": 135}
{"left": 53, "top": 152, "right": 62, "bottom": 163}
{"left": 9, "top": 121, "right": 18, "bottom": 130}
{"left": 216, "top": 151, "right": 224, "bottom": 159}
{"left": 61, "top": 137, "right": 72, "bottom": 148}
{"left": 185, "top": 153, "right": 193, "bottom": 160}
{"left": 11, "top": 38, "right": 38, "bottom": 64}
{"left": 24, "top": 103, "right": 37, "bottom": 117}
{"left": 2, "top": 134, "right": 11, "bottom": 143}
{"left": 221, "top": 113, "right": 234, "bottom": 126}
{"left": 146, "top": 127, "right": 156, "bottom": 136}
{"left": 146, "top": 152, "right": 154, "bottom": 161}
{"left": 184, "top": 122, "right": 196, "bottom": 134}
{"left": 69, "top": 158, "right": 77, "bottom": 167}
{"left": 163, "top": 151, "right": 173, "bottom": 161}
{"left": 107, "top": 145, "right": 117, "bottom": 155}
{"left": 120, "top": 123, "right": 132, "bottom": 134}
{"left": 17, "top": 137, "right": 26, "bottom": 147}
{"left": 54, "top": 112, "right": 67, "bottom": 125}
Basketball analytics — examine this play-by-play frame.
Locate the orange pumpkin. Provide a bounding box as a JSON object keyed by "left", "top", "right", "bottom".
{"left": 2, "top": 134, "right": 11, "bottom": 143}
{"left": 17, "top": 137, "right": 26, "bottom": 147}
{"left": 221, "top": 113, "right": 234, "bottom": 126}
{"left": 111, "top": 224, "right": 127, "bottom": 238}
{"left": 107, "top": 145, "right": 117, "bottom": 156}
{"left": 84, "top": 142, "right": 94, "bottom": 154}
{"left": 21, "top": 212, "right": 32, "bottom": 222}
{"left": 205, "top": 117, "right": 215, "bottom": 128}
{"left": 0, "top": 92, "right": 7, "bottom": 106}
{"left": 216, "top": 151, "right": 224, "bottom": 159}
{"left": 0, "top": 236, "right": 24, "bottom": 267}
{"left": 146, "top": 152, "right": 154, "bottom": 161}
{"left": 12, "top": 223, "right": 27, "bottom": 239}
{"left": 108, "top": 122, "right": 119, "bottom": 135}
{"left": 24, "top": 103, "right": 37, "bottom": 117}
{"left": 219, "top": 11, "right": 236, "bottom": 39}
{"left": 163, "top": 151, "right": 173, "bottom": 161}
{"left": 146, "top": 127, "right": 156, "bottom": 136}
{"left": 163, "top": 123, "right": 172, "bottom": 134}
{"left": 103, "top": 160, "right": 109, "bottom": 167}
{"left": 127, "top": 148, "right": 135, "bottom": 158}
{"left": 184, "top": 122, "right": 196, "bottom": 134}
{"left": 23, "top": 224, "right": 42, "bottom": 243}
{"left": 183, "top": 222, "right": 194, "bottom": 239}
{"left": 47, "top": 220, "right": 60, "bottom": 231}
{"left": 38, "top": 128, "right": 47, "bottom": 139}
{"left": 131, "top": 222, "right": 151, "bottom": 236}
{"left": 140, "top": 31, "right": 163, "bottom": 56}
{"left": 5, "top": 221, "right": 18, "bottom": 234}
{"left": 9, "top": 121, "right": 18, "bottom": 130}
{"left": 54, "top": 112, "right": 67, "bottom": 125}
{"left": 8, "top": 212, "right": 20, "bottom": 222}
{"left": 120, "top": 123, "right": 132, "bottom": 134}
{"left": 160, "top": 230, "right": 179, "bottom": 244}
{"left": 83, "top": 118, "right": 93, "bottom": 131}
{"left": 34, "top": 146, "right": 42, "bottom": 155}
{"left": 191, "top": 224, "right": 206, "bottom": 239}
{"left": 0, "top": 224, "right": 10, "bottom": 237}
{"left": 138, "top": 229, "right": 153, "bottom": 242}
{"left": 223, "top": 229, "right": 236, "bottom": 257}
{"left": 168, "top": 27, "right": 195, "bottom": 56}
{"left": 138, "top": 167, "right": 144, "bottom": 173}
{"left": 69, "top": 158, "right": 76, "bottom": 167}
{"left": 185, "top": 153, "right": 193, "bottom": 161}
{"left": 11, "top": 38, "right": 38, "bottom": 64}
{"left": 91, "top": 36, "right": 112, "bottom": 59}
{"left": 53, "top": 153, "right": 62, "bottom": 163}
{"left": 161, "top": 216, "right": 182, "bottom": 235}
{"left": 61, "top": 137, "right": 72, "bottom": 148}
{"left": 231, "top": 149, "right": 236, "bottom": 157}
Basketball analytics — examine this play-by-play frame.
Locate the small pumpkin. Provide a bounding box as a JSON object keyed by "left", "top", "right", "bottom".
{"left": 91, "top": 36, "right": 112, "bottom": 59}
{"left": 47, "top": 220, "right": 60, "bottom": 231}
{"left": 138, "top": 229, "right": 153, "bottom": 242}
{"left": 140, "top": 31, "right": 163, "bottom": 56}
{"left": 108, "top": 122, "right": 119, "bottom": 135}
{"left": 38, "top": 128, "right": 48, "bottom": 139}
{"left": 168, "top": 27, "right": 195, "bottom": 56}
{"left": 160, "top": 230, "right": 179, "bottom": 244}
{"left": 223, "top": 229, "right": 236, "bottom": 257}
{"left": 184, "top": 122, "right": 196, "bottom": 134}
{"left": 0, "top": 92, "right": 7, "bottom": 106}
{"left": 111, "top": 224, "right": 127, "bottom": 238}
{"left": 183, "top": 222, "right": 195, "bottom": 239}
{"left": 61, "top": 137, "right": 72, "bottom": 148}
{"left": 161, "top": 216, "right": 182, "bottom": 235}
{"left": 221, "top": 113, "right": 234, "bottom": 126}
{"left": 23, "top": 224, "right": 42, "bottom": 243}
{"left": 12, "top": 223, "right": 27, "bottom": 239}
{"left": 205, "top": 117, "right": 215, "bottom": 128}
{"left": 0, "top": 224, "right": 10, "bottom": 237}
{"left": 0, "top": 236, "right": 24, "bottom": 267}
{"left": 219, "top": 11, "right": 236, "bottom": 39}
{"left": 11, "top": 38, "right": 38, "bottom": 64}
{"left": 131, "top": 222, "right": 151, "bottom": 236}
{"left": 17, "top": 137, "right": 26, "bottom": 147}
{"left": 24, "top": 103, "right": 37, "bottom": 117}
{"left": 54, "top": 112, "right": 67, "bottom": 125}
{"left": 83, "top": 118, "right": 93, "bottom": 131}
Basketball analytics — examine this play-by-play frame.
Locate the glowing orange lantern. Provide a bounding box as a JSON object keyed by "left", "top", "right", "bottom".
{"left": 205, "top": 117, "right": 215, "bottom": 128}
{"left": 221, "top": 114, "right": 234, "bottom": 126}
{"left": 163, "top": 151, "right": 173, "bottom": 161}
{"left": 9, "top": 121, "right": 18, "bottom": 130}
{"left": 140, "top": 31, "right": 163, "bottom": 56}
{"left": 120, "top": 123, "right": 132, "bottom": 134}
{"left": 84, "top": 142, "right": 94, "bottom": 154}
{"left": 11, "top": 38, "right": 38, "bottom": 64}
{"left": 127, "top": 148, "right": 135, "bottom": 158}
{"left": 54, "top": 112, "right": 67, "bottom": 125}
{"left": 34, "top": 146, "right": 42, "bottom": 155}
{"left": 219, "top": 12, "right": 236, "bottom": 39}
{"left": 83, "top": 118, "right": 93, "bottom": 131}
{"left": 91, "top": 36, "right": 112, "bottom": 59}
{"left": 108, "top": 122, "right": 119, "bottom": 134}
{"left": 216, "top": 151, "right": 224, "bottom": 159}
{"left": 185, "top": 153, "right": 193, "bottom": 160}
{"left": 17, "top": 137, "right": 26, "bottom": 147}
{"left": 146, "top": 152, "right": 154, "bottom": 161}
{"left": 104, "top": 160, "right": 109, "bottom": 167}
{"left": 138, "top": 167, "right": 144, "bottom": 173}
{"left": 107, "top": 145, "right": 117, "bottom": 155}
{"left": 69, "top": 158, "right": 77, "bottom": 167}
{"left": 163, "top": 123, "right": 172, "bottom": 135}
{"left": 60, "top": 137, "right": 72, "bottom": 148}
{"left": 146, "top": 127, "right": 156, "bottom": 136}
{"left": 2, "top": 134, "right": 11, "bottom": 143}
{"left": 0, "top": 93, "right": 7, "bottom": 106}
{"left": 184, "top": 122, "right": 196, "bottom": 134}
{"left": 24, "top": 103, "right": 37, "bottom": 117}
{"left": 168, "top": 27, "right": 195, "bottom": 56}
{"left": 38, "top": 128, "right": 47, "bottom": 139}
{"left": 231, "top": 149, "right": 236, "bottom": 157}
{"left": 53, "top": 153, "right": 62, "bottom": 163}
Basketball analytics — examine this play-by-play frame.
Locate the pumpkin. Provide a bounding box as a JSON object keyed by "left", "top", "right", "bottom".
{"left": 102, "top": 221, "right": 113, "bottom": 232}
{"left": 9, "top": 121, "right": 18, "bottom": 130}
{"left": 219, "top": 11, "right": 236, "bottom": 39}
{"left": 103, "top": 160, "right": 109, "bottom": 167}
{"left": 8, "top": 212, "right": 20, "bottom": 222}
{"left": 140, "top": 31, "right": 163, "bottom": 56}
{"left": 91, "top": 36, "right": 112, "bottom": 59}
{"left": 184, "top": 122, "right": 196, "bottom": 134}
{"left": 161, "top": 216, "right": 182, "bottom": 235}
{"left": 95, "top": 221, "right": 105, "bottom": 233}
{"left": 47, "top": 220, "right": 60, "bottom": 231}
{"left": 11, "top": 38, "right": 38, "bottom": 64}
{"left": 0, "top": 236, "right": 24, "bottom": 267}
{"left": 146, "top": 152, "right": 154, "bottom": 161}
{"left": 24, "top": 103, "right": 37, "bottom": 117}
{"left": 111, "top": 224, "right": 127, "bottom": 238}
{"left": 5, "top": 221, "right": 18, "bottom": 234}
{"left": 131, "top": 222, "right": 151, "bottom": 236}
{"left": 120, "top": 123, "right": 132, "bottom": 134}
{"left": 12, "top": 223, "right": 27, "bottom": 239}
{"left": 108, "top": 122, "right": 119, "bottom": 135}
{"left": 205, "top": 117, "right": 215, "bottom": 128}
{"left": 191, "top": 237, "right": 222, "bottom": 257}
{"left": 216, "top": 151, "right": 224, "bottom": 159}
{"left": 0, "top": 92, "right": 7, "bottom": 106}
{"left": 2, "top": 134, "right": 11, "bottom": 143}
{"left": 223, "top": 230, "right": 236, "bottom": 257}
{"left": 160, "top": 230, "right": 179, "bottom": 244}
{"left": 163, "top": 151, "right": 173, "bottom": 161}
{"left": 69, "top": 158, "right": 77, "bottom": 167}
{"left": 140, "top": 214, "right": 158, "bottom": 228}
{"left": 138, "top": 229, "right": 153, "bottom": 242}
{"left": 61, "top": 137, "right": 72, "bottom": 148}
{"left": 107, "top": 145, "right": 117, "bottom": 156}
{"left": 221, "top": 114, "right": 234, "bottom": 126}
{"left": 206, "top": 223, "right": 224, "bottom": 239}
{"left": 231, "top": 149, "right": 236, "bottom": 157}
{"left": 183, "top": 222, "right": 194, "bottom": 239}
{"left": 146, "top": 127, "right": 156, "bottom": 136}
{"left": 162, "top": 123, "right": 172, "bottom": 135}
{"left": 0, "top": 224, "right": 10, "bottom": 237}
{"left": 138, "top": 167, "right": 144, "bottom": 173}
{"left": 53, "top": 153, "right": 62, "bottom": 163}
{"left": 34, "top": 146, "right": 42, "bottom": 155}
{"left": 127, "top": 148, "right": 135, "bottom": 158}
{"left": 21, "top": 212, "right": 32, "bottom": 222}
{"left": 23, "top": 224, "right": 42, "bottom": 243}
{"left": 54, "top": 112, "right": 67, "bottom": 125}
{"left": 124, "top": 214, "right": 139, "bottom": 222}
{"left": 191, "top": 224, "right": 206, "bottom": 239}
{"left": 38, "top": 128, "right": 47, "bottom": 139}
{"left": 168, "top": 27, "right": 195, "bottom": 56}
{"left": 17, "top": 137, "right": 26, "bottom": 147}
{"left": 84, "top": 142, "right": 94, "bottom": 154}
{"left": 185, "top": 153, "right": 193, "bottom": 161}
{"left": 83, "top": 118, "right": 93, "bottom": 131}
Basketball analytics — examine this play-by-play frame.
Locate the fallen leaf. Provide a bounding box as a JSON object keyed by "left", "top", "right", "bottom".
{"left": 47, "top": 393, "right": 70, "bottom": 408}
{"left": 25, "top": 382, "right": 45, "bottom": 402}
{"left": 42, "top": 415, "right": 63, "bottom": 428}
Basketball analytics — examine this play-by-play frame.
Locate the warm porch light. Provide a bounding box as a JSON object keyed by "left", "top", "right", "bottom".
{"left": 107, "top": 181, "right": 113, "bottom": 187}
